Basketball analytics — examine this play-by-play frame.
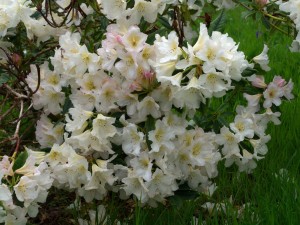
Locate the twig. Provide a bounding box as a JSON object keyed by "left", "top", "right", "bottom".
{"left": 11, "top": 100, "right": 23, "bottom": 157}
{"left": 11, "top": 103, "right": 33, "bottom": 124}
{"left": 3, "top": 84, "right": 28, "bottom": 99}
{"left": 31, "top": 65, "right": 41, "bottom": 95}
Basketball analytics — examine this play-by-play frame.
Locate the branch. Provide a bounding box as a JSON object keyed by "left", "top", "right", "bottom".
{"left": 3, "top": 84, "right": 28, "bottom": 99}
{"left": 11, "top": 100, "right": 24, "bottom": 157}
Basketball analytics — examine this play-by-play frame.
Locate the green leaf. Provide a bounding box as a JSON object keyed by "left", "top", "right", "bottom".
{"left": 145, "top": 116, "right": 156, "bottom": 150}
{"left": 145, "top": 116, "right": 156, "bottom": 133}
{"left": 158, "top": 15, "right": 173, "bottom": 30}
{"left": 12, "top": 151, "right": 29, "bottom": 171}
{"left": 0, "top": 72, "right": 10, "bottom": 85}
{"left": 208, "top": 9, "right": 226, "bottom": 35}
{"left": 62, "top": 96, "right": 74, "bottom": 115}
{"left": 261, "top": 16, "right": 271, "bottom": 29}
{"left": 169, "top": 189, "right": 200, "bottom": 208}
{"left": 217, "top": 116, "right": 228, "bottom": 126}
{"left": 241, "top": 10, "right": 256, "bottom": 20}
{"left": 242, "top": 67, "right": 257, "bottom": 77}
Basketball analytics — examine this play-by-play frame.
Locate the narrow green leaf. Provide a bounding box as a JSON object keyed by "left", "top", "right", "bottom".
{"left": 241, "top": 10, "right": 256, "bottom": 19}
{"left": 158, "top": 15, "right": 173, "bottom": 30}
{"left": 12, "top": 151, "right": 29, "bottom": 171}
{"left": 62, "top": 96, "right": 73, "bottom": 115}
{"left": 145, "top": 116, "right": 156, "bottom": 150}
{"left": 209, "top": 9, "right": 226, "bottom": 35}
{"left": 242, "top": 67, "right": 257, "bottom": 77}
{"left": 261, "top": 16, "right": 271, "bottom": 29}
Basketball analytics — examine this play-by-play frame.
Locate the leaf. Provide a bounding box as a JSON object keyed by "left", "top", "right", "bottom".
{"left": 209, "top": 9, "right": 226, "bottom": 35}
{"left": 62, "top": 96, "right": 74, "bottom": 115}
{"left": 145, "top": 116, "right": 156, "bottom": 150}
{"left": 217, "top": 116, "right": 228, "bottom": 126}
{"left": 169, "top": 189, "right": 200, "bottom": 208}
{"left": 242, "top": 67, "right": 257, "bottom": 77}
{"left": 241, "top": 10, "right": 256, "bottom": 20}
{"left": 145, "top": 116, "right": 156, "bottom": 133}
{"left": 0, "top": 72, "right": 10, "bottom": 85}
{"left": 261, "top": 16, "right": 271, "bottom": 29}
{"left": 158, "top": 15, "right": 173, "bottom": 30}
{"left": 12, "top": 151, "right": 29, "bottom": 171}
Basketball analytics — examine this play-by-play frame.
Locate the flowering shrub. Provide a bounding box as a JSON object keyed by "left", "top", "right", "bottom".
{"left": 0, "top": 0, "right": 296, "bottom": 224}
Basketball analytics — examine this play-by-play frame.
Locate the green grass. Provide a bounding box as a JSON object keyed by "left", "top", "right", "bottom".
{"left": 27, "top": 7, "right": 300, "bottom": 225}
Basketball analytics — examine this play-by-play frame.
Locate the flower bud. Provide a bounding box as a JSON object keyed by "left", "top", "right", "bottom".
{"left": 255, "top": 0, "right": 269, "bottom": 8}
{"left": 11, "top": 53, "right": 22, "bottom": 68}
{"left": 273, "top": 76, "right": 286, "bottom": 87}
{"left": 248, "top": 75, "right": 267, "bottom": 89}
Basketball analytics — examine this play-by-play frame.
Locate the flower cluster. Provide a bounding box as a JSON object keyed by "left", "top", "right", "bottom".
{"left": 0, "top": 149, "right": 52, "bottom": 224}
{"left": 0, "top": 0, "right": 295, "bottom": 223}
{"left": 0, "top": 0, "right": 63, "bottom": 42}
{"left": 277, "top": 0, "right": 300, "bottom": 51}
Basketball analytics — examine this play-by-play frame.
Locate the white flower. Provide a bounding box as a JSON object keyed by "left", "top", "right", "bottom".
{"left": 148, "top": 120, "right": 175, "bottom": 153}
{"left": 91, "top": 114, "right": 117, "bottom": 139}
{"left": 0, "top": 184, "right": 11, "bottom": 202}
{"left": 137, "top": 96, "right": 161, "bottom": 121}
{"left": 122, "top": 26, "right": 147, "bottom": 53}
{"left": 146, "top": 168, "right": 177, "bottom": 198}
{"left": 230, "top": 115, "right": 254, "bottom": 141}
{"left": 173, "top": 76, "right": 205, "bottom": 109}
{"left": 199, "top": 71, "right": 231, "bottom": 97}
{"left": 65, "top": 107, "right": 93, "bottom": 134}
{"left": 46, "top": 143, "right": 72, "bottom": 167}
{"left": 101, "top": 0, "right": 126, "bottom": 20}
{"left": 32, "top": 86, "right": 65, "bottom": 115}
{"left": 14, "top": 176, "right": 39, "bottom": 207}
{"left": 76, "top": 72, "right": 103, "bottom": 95}
{"left": 253, "top": 44, "right": 270, "bottom": 71}
{"left": 122, "top": 123, "right": 145, "bottom": 156}
{"left": 263, "top": 82, "right": 284, "bottom": 108}
{"left": 250, "top": 134, "right": 271, "bottom": 155}
{"left": 67, "top": 130, "right": 113, "bottom": 154}
{"left": 237, "top": 149, "right": 257, "bottom": 173}
{"left": 35, "top": 114, "right": 64, "bottom": 148}
{"left": 193, "top": 23, "right": 210, "bottom": 52}
{"left": 82, "top": 164, "right": 116, "bottom": 201}
{"left": 122, "top": 171, "right": 149, "bottom": 203}
{"left": 130, "top": 152, "right": 153, "bottom": 181}
{"left": 154, "top": 31, "right": 181, "bottom": 63}
{"left": 0, "top": 155, "right": 14, "bottom": 177}
{"left": 70, "top": 90, "right": 96, "bottom": 111}
{"left": 95, "top": 80, "right": 119, "bottom": 113}
{"left": 115, "top": 52, "right": 138, "bottom": 80}
{"left": 125, "top": 0, "right": 158, "bottom": 24}
{"left": 187, "top": 168, "right": 209, "bottom": 190}
{"left": 216, "top": 126, "right": 241, "bottom": 158}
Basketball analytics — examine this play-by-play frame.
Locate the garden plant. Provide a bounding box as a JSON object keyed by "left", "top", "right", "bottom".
{"left": 0, "top": 0, "right": 298, "bottom": 224}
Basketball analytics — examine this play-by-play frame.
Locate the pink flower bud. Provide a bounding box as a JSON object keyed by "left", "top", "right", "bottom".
{"left": 116, "top": 35, "right": 123, "bottom": 44}
{"left": 129, "top": 82, "right": 142, "bottom": 92}
{"left": 255, "top": 0, "right": 269, "bottom": 7}
{"left": 248, "top": 75, "right": 267, "bottom": 89}
{"left": 143, "top": 71, "right": 154, "bottom": 80}
{"left": 273, "top": 76, "right": 286, "bottom": 87}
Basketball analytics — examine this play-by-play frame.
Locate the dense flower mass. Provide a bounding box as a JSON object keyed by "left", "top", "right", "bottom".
{"left": 0, "top": 0, "right": 296, "bottom": 224}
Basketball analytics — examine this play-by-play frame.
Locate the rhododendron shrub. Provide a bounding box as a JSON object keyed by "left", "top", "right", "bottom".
{"left": 0, "top": 0, "right": 296, "bottom": 223}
